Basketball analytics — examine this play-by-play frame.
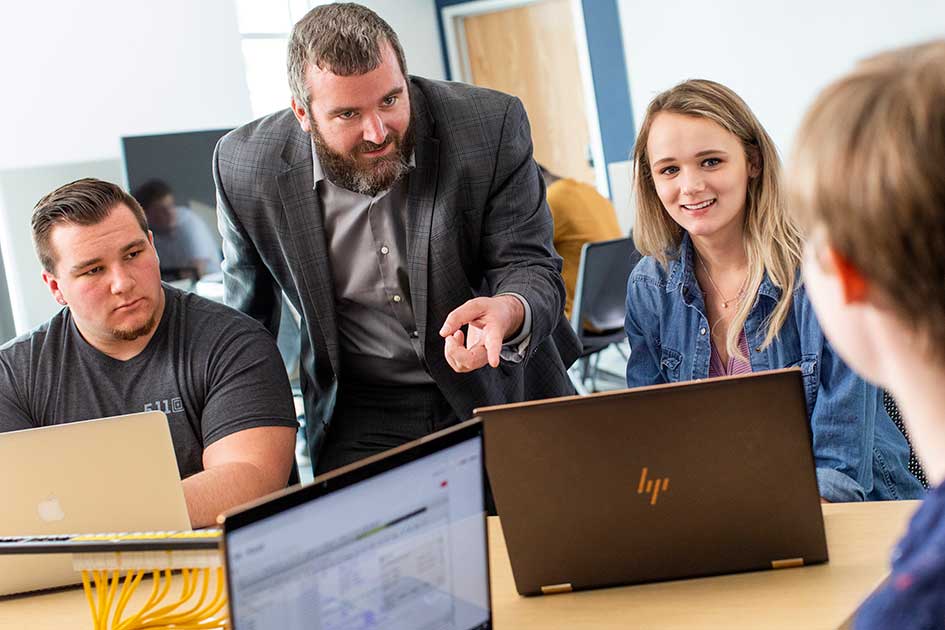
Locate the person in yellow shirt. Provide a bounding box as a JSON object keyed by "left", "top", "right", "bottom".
{"left": 540, "top": 165, "right": 624, "bottom": 319}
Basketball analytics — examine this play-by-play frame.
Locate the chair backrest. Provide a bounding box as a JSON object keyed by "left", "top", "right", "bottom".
{"left": 570, "top": 236, "right": 640, "bottom": 335}
{"left": 883, "top": 391, "right": 929, "bottom": 488}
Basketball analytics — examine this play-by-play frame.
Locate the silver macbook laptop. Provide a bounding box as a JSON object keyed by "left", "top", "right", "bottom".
{"left": 0, "top": 411, "right": 190, "bottom": 595}
{"left": 221, "top": 419, "right": 491, "bottom": 630}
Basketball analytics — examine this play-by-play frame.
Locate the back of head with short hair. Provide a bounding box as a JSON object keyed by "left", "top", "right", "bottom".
{"left": 286, "top": 2, "right": 408, "bottom": 118}
{"left": 32, "top": 178, "right": 149, "bottom": 274}
{"left": 789, "top": 40, "right": 945, "bottom": 363}
{"left": 132, "top": 179, "right": 173, "bottom": 211}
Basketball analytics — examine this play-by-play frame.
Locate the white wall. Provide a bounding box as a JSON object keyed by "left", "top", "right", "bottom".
{"left": 244, "top": 1, "right": 446, "bottom": 118}
{"left": 0, "top": 0, "right": 443, "bottom": 334}
{"left": 618, "top": 1, "right": 945, "bottom": 158}
{"left": 0, "top": 1, "right": 252, "bottom": 171}
{"left": 0, "top": 0, "right": 252, "bottom": 333}
{"left": 0, "top": 161, "right": 126, "bottom": 331}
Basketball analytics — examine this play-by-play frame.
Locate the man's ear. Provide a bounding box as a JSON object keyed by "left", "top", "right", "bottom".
{"left": 147, "top": 229, "right": 161, "bottom": 265}
{"left": 823, "top": 246, "right": 870, "bottom": 304}
{"left": 41, "top": 270, "right": 66, "bottom": 306}
{"left": 290, "top": 97, "right": 312, "bottom": 133}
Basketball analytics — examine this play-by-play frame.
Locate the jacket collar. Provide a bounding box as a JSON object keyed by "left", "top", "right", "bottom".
{"left": 666, "top": 233, "right": 781, "bottom": 302}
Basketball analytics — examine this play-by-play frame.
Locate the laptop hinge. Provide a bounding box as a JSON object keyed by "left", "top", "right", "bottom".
{"left": 770, "top": 557, "right": 805, "bottom": 569}
{"left": 540, "top": 583, "right": 573, "bottom": 595}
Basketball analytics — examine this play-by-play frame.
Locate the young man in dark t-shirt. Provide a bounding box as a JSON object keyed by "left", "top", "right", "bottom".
{"left": 0, "top": 178, "right": 298, "bottom": 528}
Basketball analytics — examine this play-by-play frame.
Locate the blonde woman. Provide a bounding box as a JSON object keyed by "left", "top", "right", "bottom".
{"left": 624, "top": 79, "right": 922, "bottom": 502}
{"left": 790, "top": 41, "right": 945, "bottom": 627}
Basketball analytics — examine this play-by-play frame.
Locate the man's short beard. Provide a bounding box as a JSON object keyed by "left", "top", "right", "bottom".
{"left": 311, "top": 120, "right": 415, "bottom": 197}
{"left": 109, "top": 314, "right": 158, "bottom": 341}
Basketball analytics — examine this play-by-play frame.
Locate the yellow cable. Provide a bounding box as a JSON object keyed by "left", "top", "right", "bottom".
{"left": 150, "top": 569, "right": 174, "bottom": 611}
{"left": 82, "top": 570, "right": 99, "bottom": 627}
{"left": 131, "top": 551, "right": 180, "bottom": 627}
{"left": 159, "top": 568, "right": 211, "bottom": 626}
{"left": 115, "top": 569, "right": 161, "bottom": 630}
{"left": 83, "top": 563, "right": 229, "bottom": 630}
{"left": 190, "top": 569, "right": 227, "bottom": 627}
{"left": 201, "top": 568, "right": 227, "bottom": 619}
{"left": 141, "top": 569, "right": 227, "bottom": 630}
{"left": 187, "top": 568, "right": 228, "bottom": 629}
{"left": 102, "top": 570, "right": 121, "bottom": 630}
{"left": 136, "top": 568, "right": 198, "bottom": 628}
{"left": 117, "top": 569, "right": 164, "bottom": 630}
{"left": 113, "top": 570, "right": 146, "bottom": 628}
{"left": 110, "top": 571, "right": 133, "bottom": 629}
{"left": 147, "top": 569, "right": 175, "bottom": 613}
{"left": 123, "top": 568, "right": 175, "bottom": 630}
{"left": 95, "top": 571, "right": 107, "bottom": 630}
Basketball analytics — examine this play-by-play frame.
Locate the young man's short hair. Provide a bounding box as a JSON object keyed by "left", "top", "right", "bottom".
{"left": 790, "top": 40, "right": 945, "bottom": 362}
{"left": 32, "top": 178, "right": 149, "bottom": 273}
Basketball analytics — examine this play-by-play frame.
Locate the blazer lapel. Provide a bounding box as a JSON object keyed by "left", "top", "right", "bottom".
{"left": 405, "top": 82, "right": 440, "bottom": 348}
{"left": 277, "top": 153, "right": 341, "bottom": 378}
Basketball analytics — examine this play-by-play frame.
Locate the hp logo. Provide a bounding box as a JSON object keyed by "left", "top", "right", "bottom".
{"left": 637, "top": 467, "right": 669, "bottom": 505}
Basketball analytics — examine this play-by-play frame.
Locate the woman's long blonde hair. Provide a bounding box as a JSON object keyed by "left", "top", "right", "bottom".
{"left": 632, "top": 79, "right": 802, "bottom": 358}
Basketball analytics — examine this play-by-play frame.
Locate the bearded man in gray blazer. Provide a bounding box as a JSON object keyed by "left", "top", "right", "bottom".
{"left": 214, "top": 2, "right": 580, "bottom": 474}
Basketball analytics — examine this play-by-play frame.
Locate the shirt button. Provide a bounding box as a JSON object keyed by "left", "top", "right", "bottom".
{"left": 392, "top": 294, "right": 402, "bottom": 303}
{"left": 410, "top": 330, "right": 419, "bottom": 338}
{"left": 380, "top": 246, "right": 389, "bottom": 255}
{"left": 699, "top": 327, "right": 707, "bottom": 335}
{"left": 755, "top": 346, "right": 762, "bottom": 353}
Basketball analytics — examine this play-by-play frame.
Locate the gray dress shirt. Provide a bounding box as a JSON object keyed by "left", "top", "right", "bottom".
{"left": 313, "top": 144, "right": 531, "bottom": 387}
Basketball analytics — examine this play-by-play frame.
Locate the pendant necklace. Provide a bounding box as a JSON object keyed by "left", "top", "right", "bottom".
{"left": 698, "top": 255, "right": 747, "bottom": 309}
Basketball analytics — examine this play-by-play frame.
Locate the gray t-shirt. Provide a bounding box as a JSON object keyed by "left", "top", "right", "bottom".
{"left": 0, "top": 285, "right": 297, "bottom": 478}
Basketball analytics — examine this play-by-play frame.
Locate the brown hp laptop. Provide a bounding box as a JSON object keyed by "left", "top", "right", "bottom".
{"left": 477, "top": 368, "right": 828, "bottom": 596}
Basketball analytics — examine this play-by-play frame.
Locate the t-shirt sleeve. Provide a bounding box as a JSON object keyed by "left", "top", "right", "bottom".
{"left": 200, "top": 328, "right": 298, "bottom": 447}
{"left": 0, "top": 351, "right": 37, "bottom": 433}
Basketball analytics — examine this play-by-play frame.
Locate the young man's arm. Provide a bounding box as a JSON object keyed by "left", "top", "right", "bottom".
{"left": 183, "top": 425, "right": 297, "bottom": 528}
{"left": 186, "top": 315, "right": 299, "bottom": 528}
{"left": 0, "top": 343, "right": 40, "bottom": 433}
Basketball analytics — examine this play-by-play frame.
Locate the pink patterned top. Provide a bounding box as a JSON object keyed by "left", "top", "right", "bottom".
{"left": 708, "top": 328, "right": 753, "bottom": 377}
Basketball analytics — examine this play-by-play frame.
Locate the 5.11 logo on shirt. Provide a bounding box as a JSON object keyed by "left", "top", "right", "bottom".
{"left": 144, "top": 397, "right": 184, "bottom": 414}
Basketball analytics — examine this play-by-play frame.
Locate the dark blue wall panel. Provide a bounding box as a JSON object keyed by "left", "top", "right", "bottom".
{"left": 435, "top": 0, "right": 469, "bottom": 81}
{"left": 580, "top": 0, "right": 635, "bottom": 170}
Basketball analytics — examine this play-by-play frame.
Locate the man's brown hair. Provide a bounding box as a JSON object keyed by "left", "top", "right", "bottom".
{"left": 287, "top": 2, "right": 408, "bottom": 118}
{"left": 32, "top": 178, "right": 149, "bottom": 274}
{"left": 789, "top": 40, "right": 945, "bottom": 361}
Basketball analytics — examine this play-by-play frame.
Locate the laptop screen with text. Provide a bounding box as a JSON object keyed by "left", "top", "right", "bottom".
{"left": 225, "top": 434, "right": 489, "bottom": 630}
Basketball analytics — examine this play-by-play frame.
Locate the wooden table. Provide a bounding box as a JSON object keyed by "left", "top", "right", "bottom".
{"left": 489, "top": 501, "right": 917, "bottom": 629}
{"left": 0, "top": 501, "right": 917, "bottom": 629}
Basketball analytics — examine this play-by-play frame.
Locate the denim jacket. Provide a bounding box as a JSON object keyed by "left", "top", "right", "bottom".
{"left": 624, "top": 235, "right": 923, "bottom": 502}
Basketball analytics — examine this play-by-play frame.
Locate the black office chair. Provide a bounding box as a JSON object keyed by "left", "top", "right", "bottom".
{"left": 883, "top": 391, "right": 929, "bottom": 489}
{"left": 569, "top": 236, "right": 641, "bottom": 393}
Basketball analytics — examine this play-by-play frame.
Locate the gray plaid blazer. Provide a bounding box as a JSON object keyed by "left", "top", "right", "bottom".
{"left": 214, "top": 76, "right": 581, "bottom": 459}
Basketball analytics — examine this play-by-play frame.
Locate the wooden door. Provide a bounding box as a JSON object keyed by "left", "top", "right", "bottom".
{"left": 462, "top": 0, "right": 596, "bottom": 185}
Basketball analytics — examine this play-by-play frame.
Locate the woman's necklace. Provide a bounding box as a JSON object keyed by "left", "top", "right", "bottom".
{"left": 698, "top": 255, "right": 748, "bottom": 309}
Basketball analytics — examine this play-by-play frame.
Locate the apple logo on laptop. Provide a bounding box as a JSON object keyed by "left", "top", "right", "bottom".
{"left": 37, "top": 495, "right": 66, "bottom": 522}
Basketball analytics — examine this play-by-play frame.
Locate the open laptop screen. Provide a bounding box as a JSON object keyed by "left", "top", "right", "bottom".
{"left": 224, "top": 428, "right": 489, "bottom": 630}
